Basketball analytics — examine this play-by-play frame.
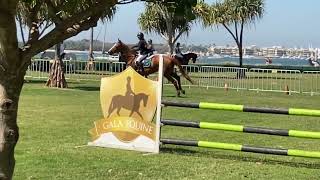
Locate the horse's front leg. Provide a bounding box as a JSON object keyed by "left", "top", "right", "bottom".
{"left": 136, "top": 111, "right": 144, "bottom": 120}
{"left": 129, "top": 109, "right": 134, "bottom": 117}
{"left": 116, "top": 107, "right": 121, "bottom": 116}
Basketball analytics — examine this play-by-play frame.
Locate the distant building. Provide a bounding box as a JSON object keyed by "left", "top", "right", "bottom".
{"left": 196, "top": 44, "right": 317, "bottom": 59}
{"left": 244, "top": 45, "right": 258, "bottom": 56}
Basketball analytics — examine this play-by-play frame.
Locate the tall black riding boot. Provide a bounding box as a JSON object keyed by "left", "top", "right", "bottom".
{"left": 140, "top": 63, "right": 145, "bottom": 74}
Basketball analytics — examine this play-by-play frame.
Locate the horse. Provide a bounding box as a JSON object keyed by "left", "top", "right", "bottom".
{"left": 176, "top": 52, "right": 198, "bottom": 65}
{"left": 107, "top": 39, "right": 194, "bottom": 97}
{"left": 107, "top": 93, "right": 148, "bottom": 119}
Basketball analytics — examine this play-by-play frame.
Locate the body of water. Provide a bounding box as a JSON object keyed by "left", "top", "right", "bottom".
{"left": 198, "top": 56, "right": 314, "bottom": 67}
{"left": 71, "top": 51, "right": 316, "bottom": 67}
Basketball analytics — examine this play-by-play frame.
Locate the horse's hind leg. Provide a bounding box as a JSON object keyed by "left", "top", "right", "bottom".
{"left": 171, "top": 72, "right": 185, "bottom": 94}
{"left": 165, "top": 74, "right": 180, "bottom": 97}
{"left": 107, "top": 102, "right": 115, "bottom": 118}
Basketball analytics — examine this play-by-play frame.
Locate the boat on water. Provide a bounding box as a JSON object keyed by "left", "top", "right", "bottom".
{"left": 243, "top": 55, "right": 257, "bottom": 59}
{"left": 94, "top": 53, "right": 119, "bottom": 62}
{"left": 265, "top": 57, "right": 273, "bottom": 65}
{"left": 207, "top": 54, "right": 223, "bottom": 59}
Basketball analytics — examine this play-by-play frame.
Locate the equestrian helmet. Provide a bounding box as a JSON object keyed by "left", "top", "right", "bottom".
{"left": 137, "top": 32, "right": 144, "bottom": 39}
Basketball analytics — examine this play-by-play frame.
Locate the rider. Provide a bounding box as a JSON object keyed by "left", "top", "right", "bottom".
{"left": 147, "top": 39, "right": 155, "bottom": 56}
{"left": 131, "top": 32, "right": 149, "bottom": 72}
{"left": 125, "top": 76, "right": 135, "bottom": 97}
{"left": 175, "top": 42, "right": 184, "bottom": 60}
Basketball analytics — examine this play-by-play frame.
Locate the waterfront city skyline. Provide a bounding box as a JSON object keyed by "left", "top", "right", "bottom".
{"left": 64, "top": 0, "right": 320, "bottom": 48}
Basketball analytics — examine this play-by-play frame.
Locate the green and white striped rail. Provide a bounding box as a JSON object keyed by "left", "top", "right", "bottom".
{"left": 161, "top": 119, "right": 320, "bottom": 139}
{"left": 161, "top": 101, "right": 320, "bottom": 117}
{"left": 160, "top": 139, "right": 320, "bottom": 158}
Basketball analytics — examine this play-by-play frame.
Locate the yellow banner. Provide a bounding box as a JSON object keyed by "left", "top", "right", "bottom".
{"left": 89, "top": 116, "right": 156, "bottom": 141}
{"left": 89, "top": 67, "right": 158, "bottom": 146}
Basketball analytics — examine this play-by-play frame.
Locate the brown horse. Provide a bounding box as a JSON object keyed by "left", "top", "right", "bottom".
{"left": 176, "top": 52, "right": 198, "bottom": 65}
{"left": 107, "top": 40, "right": 194, "bottom": 96}
{"left": 107, "top": 93, "right": 148, "bottom": 119}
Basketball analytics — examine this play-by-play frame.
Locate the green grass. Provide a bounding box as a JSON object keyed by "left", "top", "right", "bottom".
{"left": 14, "top": 80, "right": 320, "bottom": 180}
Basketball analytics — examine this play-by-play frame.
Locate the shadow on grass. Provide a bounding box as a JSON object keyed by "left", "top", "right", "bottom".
{"left": 71, "top": 86, "right": 100, "bottom": 91}
{"left": 24, "top": 79, "right": 46, "bottom": 84}
{"left": 163, "top": 95, "right": 189, "bottom": 98}
{"left": 161, "top": 146, "right": 320, "bottom": 170}
{"left": 25, "top": 79, "right": 84, "bottom": 85}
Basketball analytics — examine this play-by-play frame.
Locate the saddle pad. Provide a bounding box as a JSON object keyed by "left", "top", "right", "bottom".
{"left": 142, "top": 58, "right": 152, "bottom": 68}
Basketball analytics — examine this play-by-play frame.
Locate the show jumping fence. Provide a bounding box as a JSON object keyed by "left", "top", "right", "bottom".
{"left": 25, "top": 59, "right": 320, "bottom": 95}
{"left": 160, "top": 101, "right": 320, "bottom": 158}
{"left": 161, "top": 101, "right": 320, "bottom": 117}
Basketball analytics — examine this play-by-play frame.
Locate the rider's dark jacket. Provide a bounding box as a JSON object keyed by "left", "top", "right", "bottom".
{"left": 175, "top": 46, "right": 182, "bottom": 55}
{"left": 132, "top": 39, "right": 150, "bottom": 55}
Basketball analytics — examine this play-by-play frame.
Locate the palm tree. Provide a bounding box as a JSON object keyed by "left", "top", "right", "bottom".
{"left": 196, "top": 0, "right": 265, "bottom": 73}
{"left": 138, "top": 3, "right": 195, "bottom": 54}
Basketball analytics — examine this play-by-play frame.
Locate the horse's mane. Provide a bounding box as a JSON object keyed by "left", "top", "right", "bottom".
{"left": 119, "top": 41, "right": 137, "bottom": 54}
{"left": 117, "top": 41, "right": 138, "bottom": 64}
{"left": 136, "top": 93, "right": 148, "bottom": 98}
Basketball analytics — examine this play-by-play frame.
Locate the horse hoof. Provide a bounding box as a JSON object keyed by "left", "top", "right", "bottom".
{"left": 182, "top": 90, "right": 185, "bottom": 94}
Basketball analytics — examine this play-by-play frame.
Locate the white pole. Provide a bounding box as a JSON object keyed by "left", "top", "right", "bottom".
{"left": 155, "top": 54, "right": 164, "bottom": 153}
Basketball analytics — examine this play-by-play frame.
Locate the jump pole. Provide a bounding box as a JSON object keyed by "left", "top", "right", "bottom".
{"left": 161, "top": 119, "right": 320, "bottom": 139}
{"left": 160, "top": 138, "right": 320, "bottom": 158}
{"left": 155, "top": 55, "right": 165, "bottom": 153}
{"left": 162, "top": 101, "right": 320, "bottom": 117}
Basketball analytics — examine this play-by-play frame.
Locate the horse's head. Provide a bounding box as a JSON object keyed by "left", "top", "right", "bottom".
{"left": 141, "top": 94, "right": 149, "bottom": 107}
{"left": 108, "top": 39, "right": 127, "bottom": 55}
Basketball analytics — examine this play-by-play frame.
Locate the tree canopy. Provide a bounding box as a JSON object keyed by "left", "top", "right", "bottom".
{"left": 138, "top": 0, "right": 198, "bottom": 53}
{"left": 196, "top": 0, "right": 265, "bottom": 67}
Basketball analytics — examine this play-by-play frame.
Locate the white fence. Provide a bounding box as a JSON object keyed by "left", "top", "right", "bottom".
{"left": 25, "top": 59, "right": 320, "bottom": 95}
{"left": 247, "top": 68, "right": 302, "bottom": 93}
{"left": 301, "top": 71, "right": 320, "bottom": 95}
{"left": 198, "top": 66, "right": 248, "bottom": 90}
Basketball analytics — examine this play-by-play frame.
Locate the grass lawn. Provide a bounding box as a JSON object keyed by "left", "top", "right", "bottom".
{"left": 15, "top": 80, "right": 320, "bottom": 179}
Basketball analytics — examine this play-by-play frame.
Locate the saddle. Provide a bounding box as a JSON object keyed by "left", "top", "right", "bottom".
{"left": 174, "top": 54, "right": 185, "bottom": 62}
{"left": 136, "top": 55, "right": 154, "bottom": 68}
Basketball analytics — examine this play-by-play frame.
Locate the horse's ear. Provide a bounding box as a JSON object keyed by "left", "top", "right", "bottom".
{"left": 118, "top": 38, "right": 122, "bottom": 43}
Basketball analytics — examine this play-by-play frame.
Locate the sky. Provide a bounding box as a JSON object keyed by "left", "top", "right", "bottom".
{"left": 53, "top": 0, "right": 320, "bottom": 48}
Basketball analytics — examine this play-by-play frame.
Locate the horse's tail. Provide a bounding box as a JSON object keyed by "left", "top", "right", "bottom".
{"left": 171, "top": 57, "right": 194, "bottom": 84}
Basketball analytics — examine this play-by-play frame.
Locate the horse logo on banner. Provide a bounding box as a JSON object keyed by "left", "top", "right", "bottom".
{"left": 88, "top": 67, "right": 158, "bottom": 152}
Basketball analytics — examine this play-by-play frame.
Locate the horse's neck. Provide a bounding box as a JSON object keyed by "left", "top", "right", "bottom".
{"left": 138, "top": 94, "right": 147, "bottom": 104}
{"left": 184, "top": 53, "right": 190, "bottom": 59}
{"left": 122, "top": 47, "right": 136, "bottom": 64}
{"left": 185, "top": 53, "right": 195, "bottom": 62}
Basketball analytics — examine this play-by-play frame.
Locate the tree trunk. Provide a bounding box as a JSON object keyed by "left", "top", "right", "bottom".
{"left": 239, "top": 47, "right": 243, "bottom": 67}
{"left": 168, "top": 42, "right": 174, "bottom": 55}
{"left": 165, "top": 13, "right": 174, "bottom": 54}
{"left": 86, "top": 27, "right": 95, "bottom": 71}
{"left": 46, "top": 43, "right": 68, "bottom": 88}
{"left": 237, "top": 43, "right": 246, "bottom": 79}
{"left": 236, "top": 21, "right": 246, "bottom": 79}
{"left": 0, "top": 6, "right": 23, "bottom": 179}
{"left": 0, "top": 75, "right": 23, "bottom": 180}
